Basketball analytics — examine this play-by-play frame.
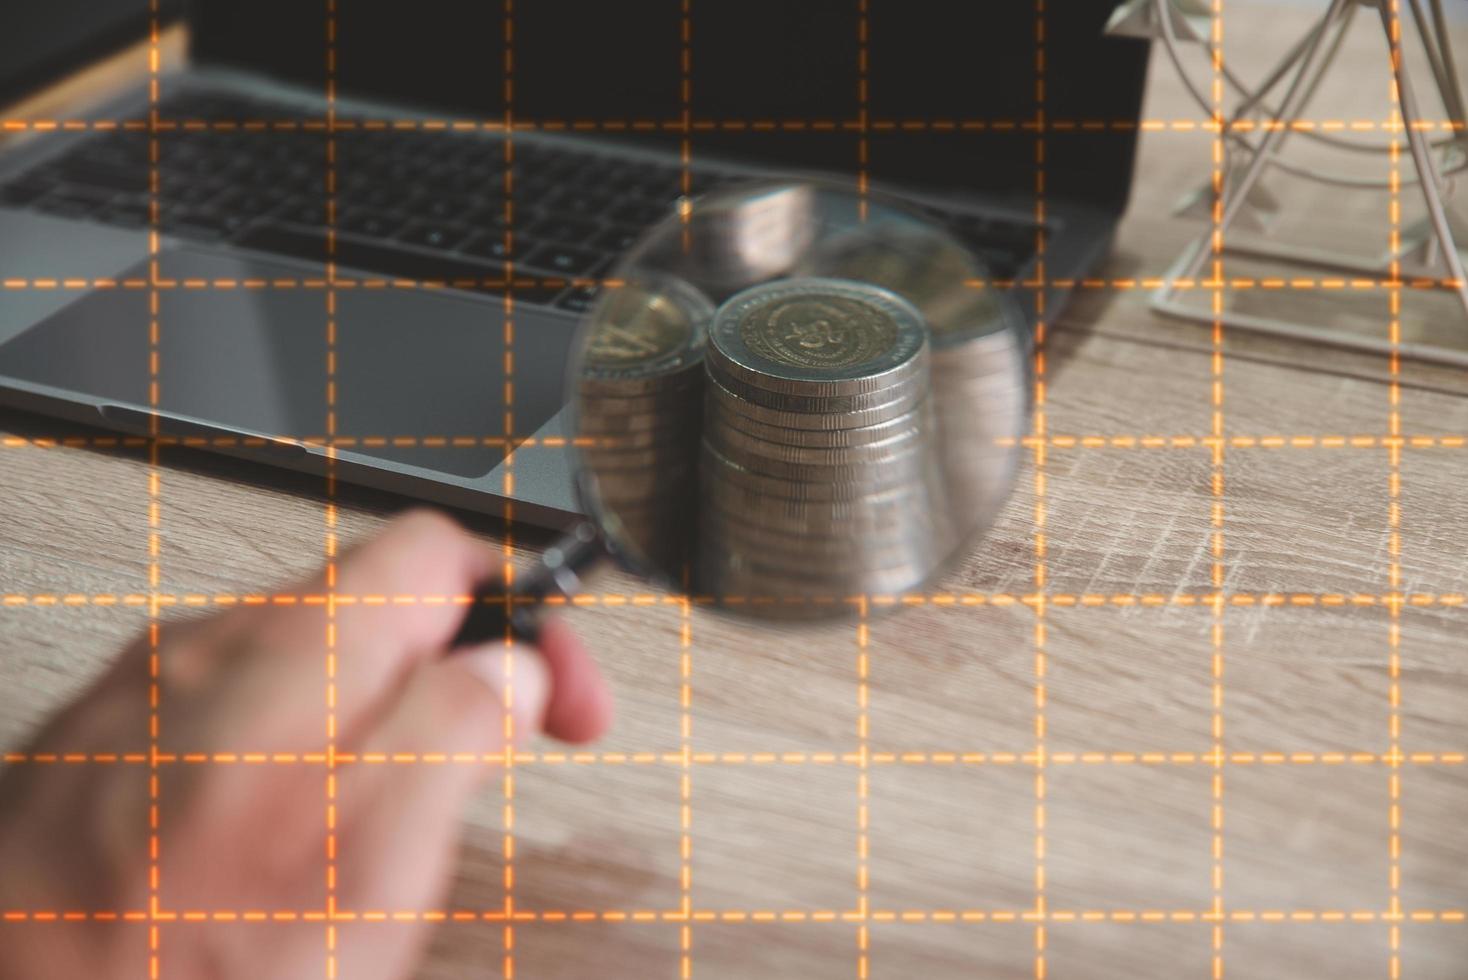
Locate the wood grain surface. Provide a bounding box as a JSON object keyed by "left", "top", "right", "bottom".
{"left": 1, "top": 5, "right": 1466, "bottom": 977}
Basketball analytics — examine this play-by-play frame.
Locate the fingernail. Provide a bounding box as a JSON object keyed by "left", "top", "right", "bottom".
{"left": 462, "top": 645, "right": 551, "bottom": 739}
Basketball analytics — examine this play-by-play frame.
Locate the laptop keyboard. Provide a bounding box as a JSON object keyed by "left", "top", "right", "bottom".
{"left": 0, "top": 90, "right": 1038, "bottom": 311}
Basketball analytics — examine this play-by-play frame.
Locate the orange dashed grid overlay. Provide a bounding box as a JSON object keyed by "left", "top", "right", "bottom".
{"left": 0, "top": 2, "right": 1463, "bottom": 977}
{"left": 324, "top": 2, "right": 341, "bottom": 976}
{"left": 2, "top": 116, "right": 1465, "bottom": 132}
{"left": 0, "top": 907, "right": 1464, "bottom": 925}
{"left": 678, "top": 3, "right": 696, "bottom": 978}
{"left": 1386, "top": 1, "right": 1404, "bottom": 975}
{"left": 12, "top": 433, "right": 1468, "bottom": 451}
{"left": 3, "top": 749, "right": 1466, "bottom": 767}
{"left": 1208, "top": 1, "right": 1225, "bottom": 977}
{"left": 1031, "top": 3, "right": 1049, "bottom": 980}
{"left": 498, "top": 4, "right": 520, "bottom": 977}
{"left": 2, "top": 275, "right": 1464, "bottom": 289}
{"left": 856, "top": 3, "right": 872, "bottom": 977}
{"left": 2, "top": 909, "right": 1468, "bottom": 921}
{"left": 145, "top": 2, "right": 163, "bottom": 976}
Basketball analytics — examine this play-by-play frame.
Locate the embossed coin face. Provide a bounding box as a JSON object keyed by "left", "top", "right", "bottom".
{"left": 707, "top": 278, "right": 928, "bottom": 394}
{"left": 739, "top": 294, "right": 898, "bottom": 370}
{"left": 582, "top": 280, "right": 712, "bottom": 381}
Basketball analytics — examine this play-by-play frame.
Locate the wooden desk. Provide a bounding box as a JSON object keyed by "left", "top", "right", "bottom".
{"left": 2, "top": 6, "right": 1465, "bottom": 977}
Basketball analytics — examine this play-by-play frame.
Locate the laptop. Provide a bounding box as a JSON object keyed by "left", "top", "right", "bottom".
{"left": 0, "top": 0, "right": 1149, "bottom": 529}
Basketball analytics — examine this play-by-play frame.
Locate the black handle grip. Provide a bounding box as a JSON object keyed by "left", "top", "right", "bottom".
{"left": 451, "top": 522, "right": 606, "bottom": 650}
{"left": 452, "top": 592, "right": 542, "bottom": 647}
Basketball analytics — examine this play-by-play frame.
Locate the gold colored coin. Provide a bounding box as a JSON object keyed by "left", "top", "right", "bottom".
{"left": 739, "top": 293, "right": 898, "bottom": 370}
{"left": 585, "top": 288, "right": 690, "bottom": 368}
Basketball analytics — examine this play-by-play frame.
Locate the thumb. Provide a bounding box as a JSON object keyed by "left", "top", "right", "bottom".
{"left": 332, "top": 645, "right": 550, "bottom": 979}
{"left": 451, "top": 643, "right": 553, "bottom": 751}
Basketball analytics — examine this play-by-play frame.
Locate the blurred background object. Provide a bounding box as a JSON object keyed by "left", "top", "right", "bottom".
{"left": 1114, "top": 0, "right": 1468, "bottom": 362}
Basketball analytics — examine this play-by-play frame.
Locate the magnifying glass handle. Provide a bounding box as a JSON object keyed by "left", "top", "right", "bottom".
{"left": 452, "top": 522, "right": 605, "bottom": 649}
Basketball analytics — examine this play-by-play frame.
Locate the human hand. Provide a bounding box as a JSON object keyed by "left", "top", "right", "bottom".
{"left": 0, "top": 510, "right": 612, "bottom": 978}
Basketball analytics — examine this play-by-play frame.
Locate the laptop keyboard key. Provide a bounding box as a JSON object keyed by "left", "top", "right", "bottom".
{"left": 460, "top": 233, "right": 523, "bottom": 263}
{"left": 592, "top": 224, "right": 641, "bottom": 253}
{"left": 527, "top": 215, "right": 599, "bottom": 245}
{"left": 55, "top": 163, "right": 149, "bottom": 196}
{"left": 555, "top": 283, "right": 603, "bottom": 314}
{"left": 608, "top": 201, "right": 670, "bottom": 228}
{"left": 546, "top": 189, "right": 614, "bottom": 216}
{"left": 0, "top": 178, "right": 57, "bottom": 206}
{"left": 522, "top": 244, "right": 602, "bottom": 277}
{"left": 238, "top": 224, "right": 505, "bottom": 289}
{"left": 9, "top": 88, "right": 743, "bottom": 310}
{"left": 163, "top": 208, "right": 256, "bottom": 241}
{"left": 274, "top": 197, "right": 328, "bottom": 228}
{"left": 339, "top": 209, "right": 409, "bottom": 239}
{"left": 97, "top": 201, "right": 152, "bottom": 229}
{"left": 35, "top": 187, "right": 115, "bottom": 218}
{"left": 398, "top": 222, "right": 473, "bottom": 252}
{"left": 417, "top": 196, "right": 473, "bottom": 221}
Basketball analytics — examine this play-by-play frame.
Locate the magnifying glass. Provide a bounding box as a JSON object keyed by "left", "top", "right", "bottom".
{"left": 454, "top": 179, "right": 1031, "bottom": 644}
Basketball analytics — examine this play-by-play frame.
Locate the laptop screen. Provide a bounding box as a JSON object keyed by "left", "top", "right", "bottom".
{"left": 2, "top": 0, "right": 183, "bottom": 105}
{"left": 192, "top": 0, "right": 1148, "bottom": 213}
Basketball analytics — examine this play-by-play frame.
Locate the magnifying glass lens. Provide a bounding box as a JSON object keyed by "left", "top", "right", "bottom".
{"left": 569, "top": 180, "right": 1030, "bottom": 619}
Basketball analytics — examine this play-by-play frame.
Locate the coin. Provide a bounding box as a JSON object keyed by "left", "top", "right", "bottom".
{"left": 713, "top": 403, "right": 927, "bottom": 449}
{"left": 700, "top": 442, "right": 926, "bottom": 501}
{"left": 705, "top": 372, "right": 924, "bottom": 430}
{"left": 577, "top": 407, "right": 698, "bottom": 435}
{"left": 705, "top": 427, "right": 929, "bottom": 483}
{"left": 567, "top": 181, "right": 1035, "bottom": 607}
{"left": 706, "top": 278, "right": 929, "bottom": 396}
{"left": 681, "top": 183, "right": 818, "bottom": 289}
{"left": 704, "top": 364, "right": 925, "bottom": 415}
{"left": 578, "top": 277, "right": 715, "bottom": 397}
{"left": 705, "top": 414, "right": 922, "bottom": 466}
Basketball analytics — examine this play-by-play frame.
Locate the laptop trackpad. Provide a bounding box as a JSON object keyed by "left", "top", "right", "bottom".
{"left": 0, "top": 247, "right": 574, "bottom": 478}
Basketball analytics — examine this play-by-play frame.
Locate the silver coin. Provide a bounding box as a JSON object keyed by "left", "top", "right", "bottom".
{"left": 931, "top": 348, "right": 1029, "bottom": 387}
{"left": 697, "top": 543, "right": 942, "bottom": 588}
{"left": 696, "top": 555, "right": 934, "bottom": 599}
{"left": 581, "top": 443, "right": 700, "bottom": 471}
{"left": 577, "top": 407, "right": 698, "bottom": 435}
{"left": 579, "top": 423, "right": 703, "bottom": 452}
{"left": 705, "top": 358, "right": 922, "bottom": 414}
{"left": 579, "top": 373, "right": 705, "bottom": 417}
{"left": 713, "top": 403, "right": 926, "bottom": 449}
{"left": 680, "top": 183, "right": 819, "bottom": 289}
{"left": 703, "top": 429, "right": 930, "bottom": 483}
{"left": 700, "top": 442, "right": 924, "bottom": 500}
{"left": 705, "top": 373, "right": 923, "bottom": 430}
{"left": 704, "top": 414, "right": 924, "bottom": 466}
{"left": 704, "top": 497, "right": 940, "bottom": 542}
{"left": 701, "top": 463, "right": 939, "bottom": 526}
{"left": 578, "top": 277, "right": 715, "bottom": 397}
{"left": 701, "top": 513, "right": 944, "bottom": 563}
{"left": 706, "top": 278, "right": 929, "bottom": 397}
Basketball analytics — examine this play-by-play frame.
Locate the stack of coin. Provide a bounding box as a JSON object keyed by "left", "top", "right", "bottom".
{"left": 649, "top": 183, "right": 818, "bottom": 302}
{"left": 576, "top": 277, "right": 715, "bottom": 576}
{"left": 799, "top": 227, "right": 1030, "bottom": 542}
{"left": 696, "top": 277, "right": 953, "bottom": 606}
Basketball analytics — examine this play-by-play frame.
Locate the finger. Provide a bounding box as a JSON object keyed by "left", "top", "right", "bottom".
{"left": 536, "top": 617, "right": 614, "bottom": 744}
{"left": 163, "top": 510, "right": 503, "bottom": 749}
{"left": 333, "top": 645, "right": 549, "bottom": 977}
{"left": 259, "top": 508, "right": 499, "bottom": 666}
